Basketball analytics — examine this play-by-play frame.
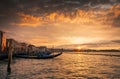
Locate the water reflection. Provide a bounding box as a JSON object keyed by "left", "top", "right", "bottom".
{"left": 0, "top": 52, "right": 120, "bottom": 79}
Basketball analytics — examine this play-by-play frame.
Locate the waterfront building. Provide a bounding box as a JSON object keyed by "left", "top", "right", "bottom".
{"left": 0, "top": 31, "right": 6, "bottom": 53}
{"left": 19, "top": 43, "right": 28, "bottom": 53}
{"left": 39, "top": 46, "right": 47, "bottom": 52}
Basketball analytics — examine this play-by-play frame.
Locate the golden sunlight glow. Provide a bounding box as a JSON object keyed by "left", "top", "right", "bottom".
{"left": 62, "top": 37, "right": 103, "bottom": 44}
{"left": 7, "top": 6, "right": 120, "bottom": 48}
{"left": 76, "top": 46, "right": 81, "bottom": 50}
{"left": 1, "top": 1, "right": 119, "bottom": 50}
{"left": 27, "top": 37, "right": 71, "bottom": 46}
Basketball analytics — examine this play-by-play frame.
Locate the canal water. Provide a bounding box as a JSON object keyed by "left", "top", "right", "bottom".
{"left": 0, "top": 52, "right": 120, "bottom": 79}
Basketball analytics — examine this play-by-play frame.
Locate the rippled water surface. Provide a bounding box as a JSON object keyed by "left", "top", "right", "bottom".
{"left": 0, "top": 52, "right": 120, "bottom": 79}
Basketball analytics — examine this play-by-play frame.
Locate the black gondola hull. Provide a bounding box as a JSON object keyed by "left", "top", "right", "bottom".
{"left": 15, "top": 52, "right": 62, "bottom": 59}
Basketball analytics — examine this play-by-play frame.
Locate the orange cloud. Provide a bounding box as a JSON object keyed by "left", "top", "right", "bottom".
{"left": 44, "top": 10, "right": 97, "bottom": 24}
{"left": 110, "top": 4, "right": 120, "bottom": 17}
{"left": 103, "top": 4, "right": 120, "bottom": 27}
{"left": 12, "top": 9, "right": 103, "bottom": 27}
{"left": 11, "top": 13, "right": 43, "bottom": 27}
{"left": 11, "top": 7, "right": 120, "bottom": 28}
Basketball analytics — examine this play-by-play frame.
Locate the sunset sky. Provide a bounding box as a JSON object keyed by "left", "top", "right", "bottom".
{"left": 0, "top": 0, "right": 120, "bottom": 49}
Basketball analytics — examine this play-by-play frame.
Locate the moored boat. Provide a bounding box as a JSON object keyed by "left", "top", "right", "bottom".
{"left": 15, "top": 52, "right": 62, "bottom": 59}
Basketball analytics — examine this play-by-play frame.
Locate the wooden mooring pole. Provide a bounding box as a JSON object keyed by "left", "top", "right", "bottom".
{"left": 7, "top": 40, "right": 13, "bottom": 73}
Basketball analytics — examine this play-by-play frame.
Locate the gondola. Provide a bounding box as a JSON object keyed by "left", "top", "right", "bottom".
{"left": 15, "top": 52, "right": 62, "bottom": 59}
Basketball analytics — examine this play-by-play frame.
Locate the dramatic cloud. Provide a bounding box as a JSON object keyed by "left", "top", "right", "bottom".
{"left": 12, "top": 10, "right": 99, "bottom": 27}
{"left": 0, "top": 0, "right": 120, "bottom": 48}
{"left": 0, "top": 0, "right": 120, "bottom": 27}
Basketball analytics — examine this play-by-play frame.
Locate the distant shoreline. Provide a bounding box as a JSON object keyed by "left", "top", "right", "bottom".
{"left": 65, "top": 52, "right": 120, "bottom": 57}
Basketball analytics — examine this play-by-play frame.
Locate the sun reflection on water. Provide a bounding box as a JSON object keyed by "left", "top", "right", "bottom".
{"left": 0, "top": 52, "right": 120, "bottom": 79}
